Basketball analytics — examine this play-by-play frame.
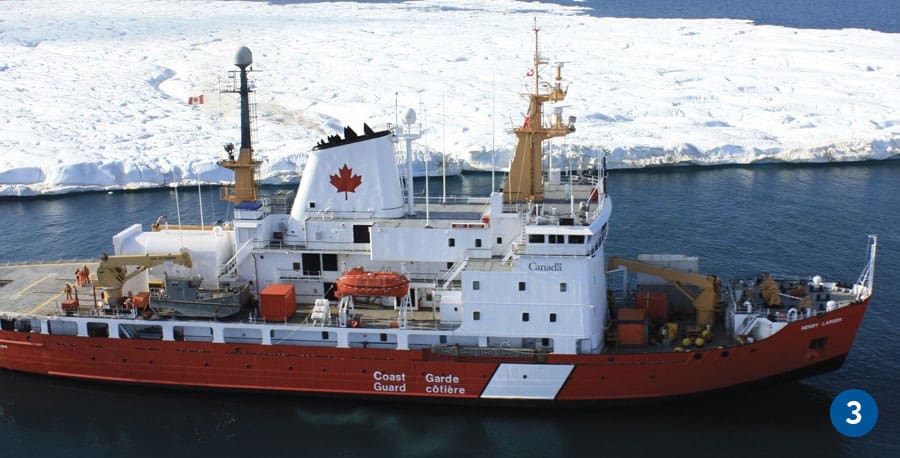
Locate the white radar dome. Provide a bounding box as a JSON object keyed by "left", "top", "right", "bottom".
{"left": 235, "top": 46, "right": 253, "bottom": 67}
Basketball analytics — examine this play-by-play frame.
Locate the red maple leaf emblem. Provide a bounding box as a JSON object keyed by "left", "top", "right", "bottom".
{"left": 329, "top": 164, "right": 362, "bottom": 200}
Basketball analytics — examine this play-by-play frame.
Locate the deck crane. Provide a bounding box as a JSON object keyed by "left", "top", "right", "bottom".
{"left": 607, "top": 257, "right": 721, "bottom": 327}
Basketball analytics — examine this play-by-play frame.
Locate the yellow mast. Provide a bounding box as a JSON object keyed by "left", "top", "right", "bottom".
{"left": 503, "top": 24, "right": 575, "bottom": 203}
{"left": 219, "top": 46, "right": 261, "bottom": 204}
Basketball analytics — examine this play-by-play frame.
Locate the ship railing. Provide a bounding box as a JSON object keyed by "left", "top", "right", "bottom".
{"left": 853, "top": 235, "right": 878, "bottom": 300}
{"left": 439, "top": 254, "right": 470, "bottom": 289}
{"left": 431, "top": 344, "right": 550, "bottom": 362}
{"left": 219, "top": 238, "right": 256, "bottom": 277}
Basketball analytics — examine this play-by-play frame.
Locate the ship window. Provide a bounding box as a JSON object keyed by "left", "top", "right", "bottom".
{"left": 48, "top": 320, "right": 77, "bottom": 336}
{"left": 309, "top": 201, "right": 316, "bottom": 209}
{"left": 550, "top": 313, "right": 557, "bottom": 323}
{"left": 440, "top": 335, "right": 447, "bottom": 344}
{"left": 448, "top": 238, "right": 456, "bottom": 247}
{"left": 522, "top": 312, "right": 530, "bottom": 322}
{"left": 322, "top": 331, "right": 330, "bottom": 340}
{"left": 174, "top": 326, "right": 214, "bottom": 342}
{"left": 528, "top": 234, "right": 545, "bottom": 243}
{"left": 223, "top": 328, "right": 262, "bottom": 345}
{"left": 475, "top": 238, "right": 482, "bottom": 248}
{"left": 560, "top": 283, "right": 567, "bottom": 292}
{"left": 541, "top": 338, "right": 550, "bottom": 347}
{"left": 118, "top": 324, "right": 162, "bottom": 340}
{"left": 352, "top": 225, "right": 371, "bottom": 243}
{"left": 322, "top": 254, "right": 338, "bottom": 271}
{"left": 549, "top": 234, "right": 564, "bottom": 244}
{"left": 87, "top": 322, "right": 109, "bottom": 338}
{"left": 302, "top": 253, "right": 321, "bottom": 276}
{"left": 473, "top": 311, "right": 481, "bottom": 321}
{"left": 380, "top": 333, "right": 388, "bottom": 342}
{"left": 0, "top": 319, "right": 13, "bottom": 331}
{"left": 292, "top": 262, "right": 301, "bottom": 271}
{"left": 446, "top": 262, "right": 454, "bottom": 270}
{"left": 568, "top": 235, "right": 585, "bottom": 244}
{"left": 496, "top": 237, "right": 503, "bottom": 245}
{"left": 473, "top": 280, "right": 480, "bottom": 290}
{"left": 518, "top": 282, "right": 526, "bottom": 291}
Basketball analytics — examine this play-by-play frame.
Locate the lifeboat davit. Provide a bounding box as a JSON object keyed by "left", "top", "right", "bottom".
{"left": 336, "top": 267, "right": 410, "bottom": 298}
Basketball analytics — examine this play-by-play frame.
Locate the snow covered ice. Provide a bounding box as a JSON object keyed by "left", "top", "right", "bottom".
{"left": 0, "top": 0, "right": 898, "bottom": 196}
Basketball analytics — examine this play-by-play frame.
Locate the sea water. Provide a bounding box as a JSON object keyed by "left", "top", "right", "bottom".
{"left": 1, "top": 162, "right": 897, "bottom": 457}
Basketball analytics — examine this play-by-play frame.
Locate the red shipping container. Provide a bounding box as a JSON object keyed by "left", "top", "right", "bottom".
{"left": 617, "top": 307, "right": 646, "bottom": 322}
{"left": 260, "top": 284, "right": 296, "bottom": 322}
{"left": 617, "top": 322, "right": 646, "bottom": 346}
{"left": 636, "top": 289, "right": 669, "bottom": 322}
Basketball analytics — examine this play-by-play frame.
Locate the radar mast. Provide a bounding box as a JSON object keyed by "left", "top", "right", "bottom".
{"left": 502, "top": 23, "right": 575, "bottom": 203}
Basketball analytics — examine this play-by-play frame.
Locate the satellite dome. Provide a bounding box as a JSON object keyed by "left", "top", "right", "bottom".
{"left": 235, "top": 46, "right": 253, "bottom": 68}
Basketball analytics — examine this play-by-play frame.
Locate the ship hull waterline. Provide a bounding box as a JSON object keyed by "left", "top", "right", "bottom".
{"left": 0, "top": 300, "right": 868, "bottom": 404}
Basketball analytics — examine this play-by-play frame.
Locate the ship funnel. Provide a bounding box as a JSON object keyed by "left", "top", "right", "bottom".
{"left": 235, "top": 46, "right": 253, "bottom": 68}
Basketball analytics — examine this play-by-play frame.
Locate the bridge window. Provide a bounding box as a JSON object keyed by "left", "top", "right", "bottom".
{"left": 322, "top": 254, "right": 338, "bottom": 271}
{"left": 549, "top": 234, "right": 564, "bottom": 244}
{"left": 302, "top": 253, "right": 321, "bottom": 276}
{"left": 568, "top": 235, "right": 585, "bottom": 244}
{"left": 352, "top": 225, "right": 371, "bottom": 243}
{"left": 528, "top": 234, "right": 544, "bottom": 243}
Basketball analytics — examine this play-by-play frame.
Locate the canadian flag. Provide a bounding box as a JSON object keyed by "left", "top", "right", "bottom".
{"left": 188, "top": 95, "right": 204, "bottom": 105}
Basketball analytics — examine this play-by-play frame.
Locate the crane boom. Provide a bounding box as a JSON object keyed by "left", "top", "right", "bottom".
{"left": 95, "top": 250, "right": 193, "bottom": 305}
{"left": 607, "top": 256, "right": 721, "bottom": 327}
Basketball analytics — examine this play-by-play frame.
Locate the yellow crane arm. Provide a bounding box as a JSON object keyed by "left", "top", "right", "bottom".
{"left": 608, "top": 256, "right": 721, "bottom": 326}
{"left": 95, "top": 250, "right": 192, "bottom": 304}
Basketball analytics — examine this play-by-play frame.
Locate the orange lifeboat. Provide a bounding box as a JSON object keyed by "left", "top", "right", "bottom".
{"left": 336, "top": 267, "right": 410, "bottom": 298}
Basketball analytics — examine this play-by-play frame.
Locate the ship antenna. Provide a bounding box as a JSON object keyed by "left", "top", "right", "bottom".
{"left": 441, "top": 92, "right": 447, "bottom": 205}
{"left": 421, "top": 100, "right": 431, "bottom": 227}
{"left": 174, "top": 182, "right": 184, "bottom": 248}
{"left": 218, "top": 46, "right": 261, "bottom": 205}
{"left": 491, "top": 72, "right": 496, "bottom": 193}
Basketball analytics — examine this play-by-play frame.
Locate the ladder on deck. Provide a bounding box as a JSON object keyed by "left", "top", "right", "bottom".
{"left": 736, "top": 316, "right": 759, "bottom": 337}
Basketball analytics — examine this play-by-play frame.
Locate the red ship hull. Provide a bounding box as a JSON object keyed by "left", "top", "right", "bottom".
{"left": 0, "top": 300, "right": 868, "bottom": 403}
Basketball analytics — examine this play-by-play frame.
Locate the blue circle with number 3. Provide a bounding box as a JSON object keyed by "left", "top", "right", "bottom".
{"left": 830, "top": 389, "right": 878, "bottom": 437}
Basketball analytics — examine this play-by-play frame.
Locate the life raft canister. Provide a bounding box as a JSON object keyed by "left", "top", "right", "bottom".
{"left": 335, "top": 267, "right": 410, "bottom": 298}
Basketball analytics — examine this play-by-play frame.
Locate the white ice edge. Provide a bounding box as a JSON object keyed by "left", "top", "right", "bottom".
{"left": 0, "top": 0, "right": 898, "bottom": 196}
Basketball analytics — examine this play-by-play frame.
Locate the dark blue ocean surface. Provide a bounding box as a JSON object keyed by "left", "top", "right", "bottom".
{"left": 269, "top": 0, "right": 900, "bottom": 32}
{"left": 1, "top": 163, "right": 898, "bottom": 457}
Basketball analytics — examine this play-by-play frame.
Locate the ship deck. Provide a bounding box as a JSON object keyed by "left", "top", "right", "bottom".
{"left": 0, "top": 261, "right": 452, "bottom": 330}
{"left": 0, "top": 262, "right": 99, "bottom": 316}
